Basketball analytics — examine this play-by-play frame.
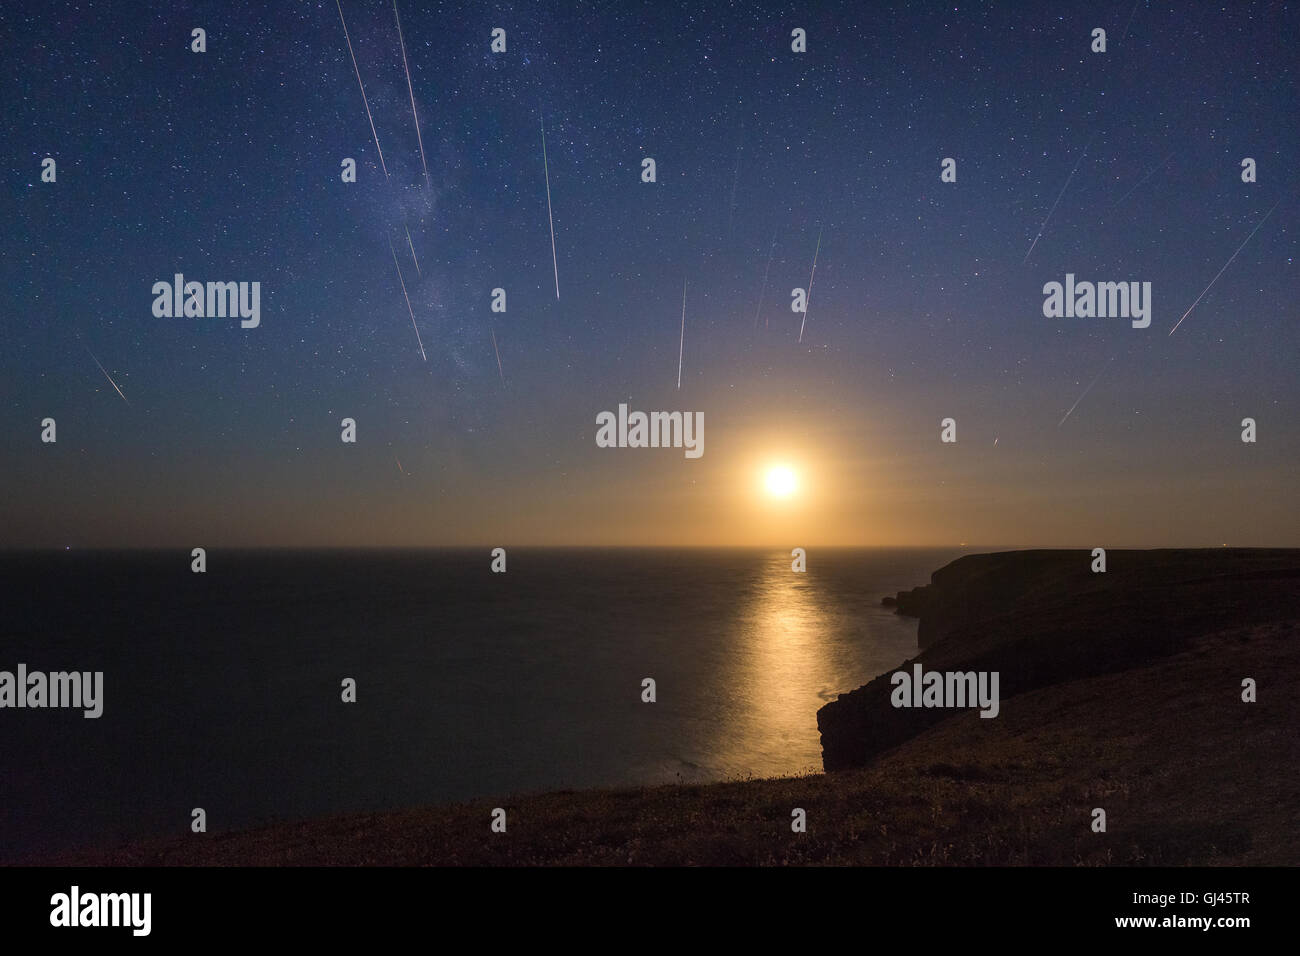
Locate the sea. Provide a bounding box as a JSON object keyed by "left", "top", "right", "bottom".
{"left": 0, "top": 547, "right": 965, "bottom": 860}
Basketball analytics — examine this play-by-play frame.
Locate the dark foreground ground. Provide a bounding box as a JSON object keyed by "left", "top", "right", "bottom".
{"left": 42, "top": 549, "right": 1300, "bottom": 866}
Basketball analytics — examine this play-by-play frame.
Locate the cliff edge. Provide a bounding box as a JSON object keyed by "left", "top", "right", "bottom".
{"left": 819, "top": 548, "right": 1300, "bottom": 770}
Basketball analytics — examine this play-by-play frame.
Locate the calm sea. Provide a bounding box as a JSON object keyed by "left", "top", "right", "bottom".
{"left": 0, "top": 547, "right": 963, "bottom": 859}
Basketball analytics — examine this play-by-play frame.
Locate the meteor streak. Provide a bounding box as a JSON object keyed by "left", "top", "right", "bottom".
{"left": 1120, "top": 0, "right": 1141, "bottom": 41}
{"left": 393, "top": 0, "right": 430, "bottom": 190}
{"left": 335, "top": 0, "right": 388, "bottom": 179}
{"left": 82, "top": 342, "right": 130, "bottom": 407}
{"left": 727, "top": 120, "right": 743, "bottom": 236}
{"left": 1105, "top": 151, "right": 1173, "bottom": 216}
{"left": 798, "top": 225, "right": 822, "bottom": 343}
{"left": 388, "top": 235, "right": 427, "bottom": 361}
{"left": 677, "top": 278, "right": 686, "bottom": 389}
{"left": 1024, "top": 133, "right": 1096, "bottom": 263}
{"left": 541, "top": 115, "right": 559, "bottom": 299}
{"left": 404, "top": 224, "right": 421, "bottom": 276}
{"left": 1058, "top": 356, "right": 1114, "bottom": 428}
{"left": 490, "top": 327, "right": 504, "bottom": 384}
{"left": 753, "top": 226, "right": 777, "bottom": 330}
{"left": 1169, "top": 197, "right": 1283, "bottom": 336}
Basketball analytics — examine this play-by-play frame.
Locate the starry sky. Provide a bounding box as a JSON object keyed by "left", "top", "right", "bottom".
{"left": 3, "top": 0, "right": 1297, "bottom": 548}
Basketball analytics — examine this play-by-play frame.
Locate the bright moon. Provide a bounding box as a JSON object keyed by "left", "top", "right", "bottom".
{"left": 764, "top": 465, "right": 798, "bottom": 499}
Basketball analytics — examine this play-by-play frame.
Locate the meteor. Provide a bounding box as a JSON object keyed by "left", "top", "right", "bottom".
{"left": 798, "top": 225, "right": 822, "bottom": 343}
{"left": 753, "top": 226, "right": 777, "bottom": 330}
{"left": 1169, "top": 197, "right": 1283, "bottom": 336}
{"left": 541, "top": 115, "right": 559, "bottom": 299}
{"left": 404, "top": 224, "right": 421, "bottom": 276}
{"left": 1104, "top": 151, "right": 1173, "bottom": 217}
{"left": 82, "top": 342, "right": 130, "bottom": 407}
{"left": 1024, "top": 133, "right": 1096, "bottom": 264}
{"left": 1058, "top": 356, "right": 1114, "bottom": 428}
{"left": 1120, "top": 0, "right": 1141, "bottom": 41}
{"left": 678, "top": 278, "right": 686, "bottom": 389}
{"left": 393, "top": 0, "right": 430, "bottom": 190}
{"left": 490, "top": 327, "right": 504, "bottom": 384}
{"left": 334, "top": 0, "right": 388, "bottom": 179}
{"left": 388, "top": 235, "right": 427, "bottom": 361}
{"left": 727, "top": 120, "right": 743, "bottom": 237}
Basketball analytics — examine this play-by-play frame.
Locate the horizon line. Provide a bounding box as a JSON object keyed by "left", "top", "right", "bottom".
{"left": 4, "top": 543, "right": 1296, "bottom": 553}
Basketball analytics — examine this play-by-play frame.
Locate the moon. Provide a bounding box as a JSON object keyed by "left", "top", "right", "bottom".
{"left": 764, "top": 465, "right": 798, "bottom": 499}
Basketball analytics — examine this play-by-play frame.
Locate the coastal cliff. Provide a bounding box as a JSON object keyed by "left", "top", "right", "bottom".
{"left": 819, "top": 548, "right": 1300, "bottom": 771}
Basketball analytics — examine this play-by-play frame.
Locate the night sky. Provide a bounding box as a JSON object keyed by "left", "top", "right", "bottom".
{"left": 4, "top": 1, "right": 1297, "bottom": 548}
